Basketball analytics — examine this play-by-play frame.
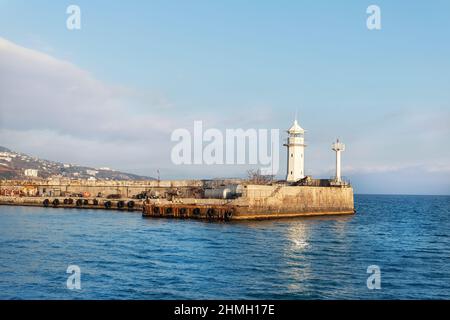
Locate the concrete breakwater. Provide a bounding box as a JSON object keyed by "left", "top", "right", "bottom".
{"left": 142, "top": 184, "right": 355, "bottom": 220}
{"left": 0, "top": 179, "right": 241, "bottom": 198}
{"left": 0, "top": 196, "right": 143, "bottom": 211}
{"left": 0, "top": 180, "right": 355, "bottom": 221}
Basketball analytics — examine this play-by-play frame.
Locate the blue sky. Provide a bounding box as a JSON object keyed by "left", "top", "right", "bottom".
{"left": 0, "top": 0, "right": 449, "bottom": 194}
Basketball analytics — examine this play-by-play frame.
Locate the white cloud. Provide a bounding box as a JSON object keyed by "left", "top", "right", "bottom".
{"left": 0, "top": 37, "right": 183, "bottom": 175}
{"left": 426, "top": 163, "right": 450, "bottom": 173}
{"left": 0, "top": 37, "right": 175, "bottom": 142}
{"left": 0, "top": 37, "right": 280, "bottom": 178}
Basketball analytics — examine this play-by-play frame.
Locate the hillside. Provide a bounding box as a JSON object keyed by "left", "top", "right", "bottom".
{"left": 0, "top": 146, "right": 154, "bottom": 181}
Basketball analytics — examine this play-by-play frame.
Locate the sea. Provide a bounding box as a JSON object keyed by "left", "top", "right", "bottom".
{"left": 0, "top": 194, "right": 449, "bottom": 299}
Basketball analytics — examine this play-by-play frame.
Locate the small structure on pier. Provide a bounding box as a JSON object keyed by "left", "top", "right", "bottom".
{"left": 332, "top": 138, "right": 345, "bottom": 184}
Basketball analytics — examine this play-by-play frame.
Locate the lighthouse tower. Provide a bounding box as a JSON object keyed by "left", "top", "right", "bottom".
{"left": 332, "top": 139, "right": 345, "bottom": 183}
{"left": 284, "top": 120, "right": 306, "bottom": 182}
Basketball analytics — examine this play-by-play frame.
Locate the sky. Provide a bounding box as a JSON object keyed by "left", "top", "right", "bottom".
{"left": 0, "top": 0, "right": 449, "bottom": 195}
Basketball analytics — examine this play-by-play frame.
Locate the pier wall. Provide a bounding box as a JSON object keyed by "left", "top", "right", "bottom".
{"left": 0, "top": 196, "right": 143, "bottom": 211}
{"left": 0, "top": 179, "right": 242, "bottom": 198}
{"left": 142, "top": 184, "right": 355, "bottom": 220}
{"left": 1, "top": 180, "right": 355, "bottom": 220}
{"left": 234, "top": 184, "right": 354, "bottom": 218}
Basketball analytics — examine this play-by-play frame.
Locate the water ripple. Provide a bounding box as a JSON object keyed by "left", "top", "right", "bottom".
{"left": 0, "top": 195, "right": 449, "bottom": 299}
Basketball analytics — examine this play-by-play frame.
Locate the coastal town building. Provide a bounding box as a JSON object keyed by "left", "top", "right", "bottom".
{"left": 24, "top": 169, "right": 38, "bottom": 177}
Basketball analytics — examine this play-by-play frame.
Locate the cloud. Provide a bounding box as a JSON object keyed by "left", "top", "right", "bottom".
{"left": 426, "top": 163, "right": 450, "bottom": 173}
{"left": 0, "top": 37, "right": 175, "bottom": 142}
{"left": 0, "top": 38, "right": 288, "bottom": 176}
{"left": 0, "top": 37, "right": 185, "bottom": 175}
{"left": 343, "top": 164, "right": 415, "bottom": 174}
{"left": 0, "top": 37, "right": 279, "bottom": 178}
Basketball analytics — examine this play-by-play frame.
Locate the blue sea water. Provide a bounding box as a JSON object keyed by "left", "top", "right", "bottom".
{"left": 0, "top": 194, "right": 449, "bottom": 300}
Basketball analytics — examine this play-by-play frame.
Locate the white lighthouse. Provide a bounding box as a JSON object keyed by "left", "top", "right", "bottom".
{"left": 332, "top": 138, "right": 345, "bottom": 183}
{"left": 284, "top": 119, "right": 306, "bottom": 182}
